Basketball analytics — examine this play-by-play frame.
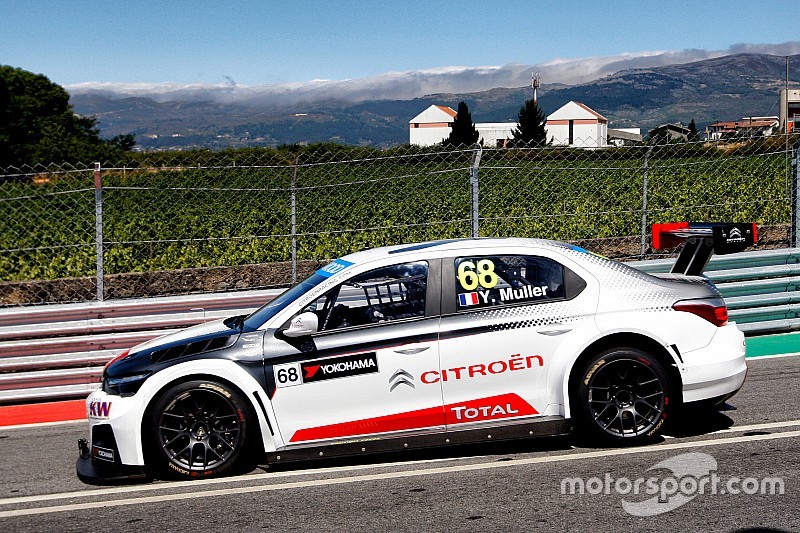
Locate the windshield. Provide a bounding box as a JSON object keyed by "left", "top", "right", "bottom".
{"left": 243, "top": 273, "right": 327, "bottom": 330}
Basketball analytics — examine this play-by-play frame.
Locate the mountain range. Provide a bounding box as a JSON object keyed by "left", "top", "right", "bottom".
{"left": 69, "top": 52, "right": 800, "bottom": 150}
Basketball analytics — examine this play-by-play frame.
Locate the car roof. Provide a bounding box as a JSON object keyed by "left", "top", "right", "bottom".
{"left": 338, "top": 237, "right": 575, "bottom": 265}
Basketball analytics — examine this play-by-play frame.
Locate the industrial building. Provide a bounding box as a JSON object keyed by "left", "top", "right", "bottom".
{"left": 408, "top": 105, "right": 458, "bottom": 146}
{"left": 409, "top": 101, "right": 610, "bottom": 148}
{"left": 545, "top": 101, "right": 608, "bottom": 147}
{"left": 780, "top": 89, "right": 800, "bottom": 133}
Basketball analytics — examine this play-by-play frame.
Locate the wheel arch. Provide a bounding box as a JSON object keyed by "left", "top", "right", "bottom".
{"left": 562, "top": 332, "right": 683, "bottom": 419}
{"left": 141, "top": 373, "right": 267, "bottom": 468}
{"left": 137, "top": 361, "right": 279, "bottom": 468}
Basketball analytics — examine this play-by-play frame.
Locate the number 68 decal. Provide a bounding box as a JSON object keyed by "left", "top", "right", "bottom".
{"left": 457, "top": 259, "right": 499, "bottom": 290}
{"left": 273, "top": 362, "right": 302, "bottom": 388}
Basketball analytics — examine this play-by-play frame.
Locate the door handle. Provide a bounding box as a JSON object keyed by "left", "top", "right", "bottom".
{"left": 537, "top": 323, "right": 572, "bottom": 336}
{"left": 393, "top": 346, "right": 430, "bottom": 355}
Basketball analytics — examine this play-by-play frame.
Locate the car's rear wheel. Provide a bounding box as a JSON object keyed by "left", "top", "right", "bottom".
{"left": 574, "top": 348, "right": 671, "bottom": 444}
{"left": 149, "top": 380, "right": 254, "bottom": 479}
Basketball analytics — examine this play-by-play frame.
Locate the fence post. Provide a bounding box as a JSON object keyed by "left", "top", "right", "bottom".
{"left": 93, "top": 162, "right": 104, "bottom": 301}
{"left": 291, "top": 157, "right": 298, "bottom": 284}
{"left": 470, "top": 144, "right": 483, "bottom": 238}
{"left": 792, "top": 140, "right": 799, "bottom": 248}
{"left": 640, "top": 145, "right": 654, "bottom": 258}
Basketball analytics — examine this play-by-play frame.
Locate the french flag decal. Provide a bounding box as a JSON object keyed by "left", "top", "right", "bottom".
{"left": 458, "top": 292, "right": 480, "bottom": 306}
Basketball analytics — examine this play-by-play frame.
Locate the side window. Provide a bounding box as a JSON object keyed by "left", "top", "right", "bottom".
{"left": 454, "top": 255, "right": 565, "bottom": 310}
{"left": 303, "top": 261, "right": 428, "bottom": 331}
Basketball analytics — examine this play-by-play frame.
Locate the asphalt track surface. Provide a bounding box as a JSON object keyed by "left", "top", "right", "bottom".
{"left": 1, "top": 355, "right": 799, "bottom": 532}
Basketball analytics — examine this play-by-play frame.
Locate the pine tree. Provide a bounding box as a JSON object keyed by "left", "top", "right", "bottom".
{"left": 443, "top": 101, "right": 480, "bottom": 146}
{"left": 688, "top": 119, "right": 699, "bottom": 141}
{"left": 512, "top": 98, "right": 548, "bottom": 147}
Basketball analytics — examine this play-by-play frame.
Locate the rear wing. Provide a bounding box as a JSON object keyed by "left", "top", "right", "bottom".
{"left": 652, "top": 222, "right": 757, "bottom": 276}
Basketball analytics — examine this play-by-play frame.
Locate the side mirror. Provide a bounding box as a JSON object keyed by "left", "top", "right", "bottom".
{"left": 283, "top": 312, "right": 319, "bottom": 338}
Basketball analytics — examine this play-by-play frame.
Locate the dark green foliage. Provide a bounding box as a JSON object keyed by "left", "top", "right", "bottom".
{"left": 512, "top": 99, "right": 548, "bottom": 146}
{"left": 0, "top": 65, "right": 135, "bottom": 168}
{"left": 688, "top": 119, "right": 699, "bottom": 141}
{"left": 110, "top": 134, "right": 137, "bottom": 152}
{"left": 443, "top": 102, "right": 479, "bottom": 146}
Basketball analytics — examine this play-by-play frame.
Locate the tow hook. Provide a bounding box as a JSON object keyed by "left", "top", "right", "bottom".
{"left": 78, "top": 438, "right": 90, "bottom": 459}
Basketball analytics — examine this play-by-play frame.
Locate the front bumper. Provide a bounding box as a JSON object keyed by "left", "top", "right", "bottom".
{"left": 76, "top": 388, "right": 150, "bottom": 484}
{"left": 76, "top": 438, "right": 149, "bottom": 484}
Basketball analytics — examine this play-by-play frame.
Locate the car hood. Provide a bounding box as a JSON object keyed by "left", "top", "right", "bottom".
{"left": 129, "top": 317, "right": 240, "bottom": 355}
{"left": 106, "top": 317, "right": 243, "bottom": 381}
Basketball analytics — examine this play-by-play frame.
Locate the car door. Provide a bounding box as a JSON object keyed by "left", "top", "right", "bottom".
{"left": 268, "top": 259, "right": 445, "bottom": 446}
{"left": 437, "top": 251, "right": 596, "bottom": 428}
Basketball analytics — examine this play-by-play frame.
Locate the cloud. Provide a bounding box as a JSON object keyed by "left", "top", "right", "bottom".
{"left": 67, "top": 41, "right": 800, "bottom": 109}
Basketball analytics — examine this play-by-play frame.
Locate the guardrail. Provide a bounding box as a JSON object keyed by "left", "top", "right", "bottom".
{"left": 1, "top": 249, "right": 798, "bottom": 406}
{"left": 0, "top": 290, "right": 281, "bottom": 405}
{"left": 630, "top": 247, "right": 800, "bottom": 334}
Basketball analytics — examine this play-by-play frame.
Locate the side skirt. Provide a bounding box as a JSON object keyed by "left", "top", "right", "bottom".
{"left": 265, "top": 416, "right": 571, "bottom": 463}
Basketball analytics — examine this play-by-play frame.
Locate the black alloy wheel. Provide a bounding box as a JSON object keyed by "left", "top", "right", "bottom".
{"left": 576, "top": 348, "right": 671, "bottom": 444}
{"left": 150, "top": 380, "right": 253, "bottom": 479}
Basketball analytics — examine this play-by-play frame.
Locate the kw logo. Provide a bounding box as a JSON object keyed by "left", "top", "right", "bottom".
{"left": 89, "top": 400, "right": 112, "bottom": 417}
{"left": 389, "top": 369, "right": 415, "bottom": 392}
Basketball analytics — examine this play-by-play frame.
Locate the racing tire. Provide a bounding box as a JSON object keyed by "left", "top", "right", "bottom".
{"left": 573, "top": 347, "right": 672, "bottom": 445}
{"left": 148, "top": 380, "right": 255, "bottom": 480}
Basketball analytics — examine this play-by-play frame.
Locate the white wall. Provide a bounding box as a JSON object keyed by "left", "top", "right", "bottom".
{"left": 409, "top": 126, "right": 451, "bottom": 146}
{"left": 475, "top": 123, "right": 516, "bottom": 146}
{"left": 547, "top": 121, "right": 607, "bottom": 148}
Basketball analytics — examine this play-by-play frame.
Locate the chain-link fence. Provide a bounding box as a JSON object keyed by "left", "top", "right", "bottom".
{"left": 2, "top": 136, "right": 798, "bottom": 306}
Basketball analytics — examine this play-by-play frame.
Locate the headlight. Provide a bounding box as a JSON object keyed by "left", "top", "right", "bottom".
{"left": 102, "top": 372, "right": 151, "bottom": 396}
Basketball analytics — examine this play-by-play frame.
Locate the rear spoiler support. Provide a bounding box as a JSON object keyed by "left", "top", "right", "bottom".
{"left": 652, "top": 222, "right": 757, "bottom": 276}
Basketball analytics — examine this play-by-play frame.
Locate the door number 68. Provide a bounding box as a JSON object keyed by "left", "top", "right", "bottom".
{"left": 457, "top": 259, "right": 498, "bottom": 291}
{"left": 274, "top": 362, "right": 302, "bottom": 388}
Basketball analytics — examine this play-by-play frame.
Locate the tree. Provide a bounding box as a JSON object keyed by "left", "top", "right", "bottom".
{"left": 443, "top": 101, "right": 479, "bottom": 146}
{"left": 688, "top": 119, "right": 699, "bottom": 141}
{"left": 0, "top": 65, "right": 135, "bottom": 167}
{"left": 512, "top": 98, "right": 548, "bottom": 146}
{"left": 647, "top": 125, "right": 672, "bottom": 145}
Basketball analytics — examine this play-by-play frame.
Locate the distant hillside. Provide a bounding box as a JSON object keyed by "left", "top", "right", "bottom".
{"left": 536, "top": 53, "right": 800, "bottom": 130}
{"left": 70, "top": 53, "right": 800, "bottom": 150}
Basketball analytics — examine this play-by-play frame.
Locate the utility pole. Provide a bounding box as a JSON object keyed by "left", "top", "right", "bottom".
{"left": 785, "top": 56, "right": 790, "bottom": 133}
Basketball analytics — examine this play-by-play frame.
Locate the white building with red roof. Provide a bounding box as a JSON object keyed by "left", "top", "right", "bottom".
{"left": 408, "top": 105, "right": 517, "bottom": 147}
{"left": 408, "top": 105, "right": 459, "bottom": 146}
{"left": 546, "top": 101, "right": 608, "bottom": 147}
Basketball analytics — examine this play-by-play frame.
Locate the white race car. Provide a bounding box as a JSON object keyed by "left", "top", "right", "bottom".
{"left": 77, "top": 222, "right": 756, "bottom": 482}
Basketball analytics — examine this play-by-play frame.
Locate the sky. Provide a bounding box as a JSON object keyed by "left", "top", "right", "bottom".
{"left": 3, "top": 0, "right": 800, "bottom": 89}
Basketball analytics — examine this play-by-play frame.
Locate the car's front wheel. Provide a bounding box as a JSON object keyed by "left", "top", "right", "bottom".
{"left": 149, "top": 380, "right": 254, "bottom": 479}
{"left": 574, "top": 348, "right": 672, "bottom": 444}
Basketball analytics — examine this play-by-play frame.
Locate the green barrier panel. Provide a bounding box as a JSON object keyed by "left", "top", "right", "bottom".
{"left": 745, "top": 331, "right": 800, "bottom": 358}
